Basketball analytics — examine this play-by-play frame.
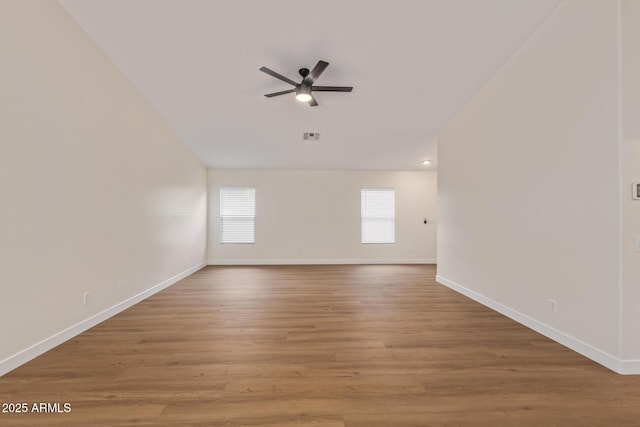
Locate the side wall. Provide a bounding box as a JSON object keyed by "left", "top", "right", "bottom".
{"left": 621, "top": 0, "right": 640, "bottom": 365}
{"left": 0, "top": 1, "right": 207, "bottom": 375}
{"left": 208, "top": 169, "right": 437, "bottom": 264}
{"left": 437, "top": 0, "right": 622, "bottom": 370}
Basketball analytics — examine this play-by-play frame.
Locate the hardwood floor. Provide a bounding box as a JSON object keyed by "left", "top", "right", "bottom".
{"left": 1, "top": 264, "right": 640, "bottom": 426}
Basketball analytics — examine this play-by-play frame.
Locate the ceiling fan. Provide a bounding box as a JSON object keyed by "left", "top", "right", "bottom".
{"left": 259, "top": 60, "right": 353, "bottom": 107}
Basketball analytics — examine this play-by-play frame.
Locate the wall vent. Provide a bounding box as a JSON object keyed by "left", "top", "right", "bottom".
{"left": 303, "top": 132, "right": 320, "bottom": 141}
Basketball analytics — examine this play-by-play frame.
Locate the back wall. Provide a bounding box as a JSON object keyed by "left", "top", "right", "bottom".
{"left": 208, "top": 169, "right": 436, "bottom": 264}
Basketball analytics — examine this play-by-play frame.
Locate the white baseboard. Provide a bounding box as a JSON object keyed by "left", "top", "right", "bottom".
{"left": 436, "top": 275, "right": 640, "bottom": 375}
{"left": 617, "top": 359, "right": 640, "bottom": 375}
{"left": 0, "top": 262, "right": 206, "bottom": 377}
{"left": 208, "top": 258, "right": 437, "bottom": 265}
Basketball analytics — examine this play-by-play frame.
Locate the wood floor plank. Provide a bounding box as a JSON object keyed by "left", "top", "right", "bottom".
{"left": 159, "top": 397, "right": 344, "bottom": 424}
{"left": 2, "top": 264, "right": 640, "bottom": 426}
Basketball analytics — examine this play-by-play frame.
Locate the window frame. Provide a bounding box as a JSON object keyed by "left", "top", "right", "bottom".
{"left": 360, "top": 187, "right": 396, "bottom": 244}
{"left": 219, "top": 186, "right": 256, "bottom": 244}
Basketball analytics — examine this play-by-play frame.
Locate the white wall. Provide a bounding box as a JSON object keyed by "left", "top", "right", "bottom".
{"left": 0, "top": 1, "right": 207, "bottom": 375}
{"left": 438, "top": 0, "right": 626, "bottom": 370}
{"left": 208, "top": 169, "right": 436, "bottom": 264}
{"left": 621, "top": 0, "right": 640, "bottom": 362}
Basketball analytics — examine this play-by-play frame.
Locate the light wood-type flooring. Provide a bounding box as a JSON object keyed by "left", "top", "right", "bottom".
{"left": 2, "top": 265, "right": 640, "bottom": 426}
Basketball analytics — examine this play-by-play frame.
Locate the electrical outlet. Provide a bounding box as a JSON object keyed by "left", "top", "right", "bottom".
{"left": 117, "top": 280, "right": 123, "bottom": 291}
{"left": 636, "top": 236, "right": 640, "bottom": 252}
{"left": 549, "top": 299, "right": 557, "bottom": 314}
{"left": 83, "top": 292, "right": 90, "bottom": 306}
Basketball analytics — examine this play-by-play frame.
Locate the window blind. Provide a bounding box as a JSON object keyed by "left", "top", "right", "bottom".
{"left": 220, "top": 187, "right": 255, "bottom": 244}
{"left": 361, "top": 188, "right": 395, "bottom": 244}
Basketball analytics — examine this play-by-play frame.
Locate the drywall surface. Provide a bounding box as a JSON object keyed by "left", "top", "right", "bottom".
{"left": 0, "top": 1, "right": 207, "bottom": 373}
{"left": 621, "top": 0, "right": 640, "bottom": 361}
{"left": 208, "top": 169, "right": 436, "bottom": 264}
{"left": 438, "top": 0, "right": 621, "bottom": 361}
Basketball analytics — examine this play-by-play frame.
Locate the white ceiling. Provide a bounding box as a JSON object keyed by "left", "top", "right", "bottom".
{"left": 59, "top": 0, "right": 561, "bottom": 170}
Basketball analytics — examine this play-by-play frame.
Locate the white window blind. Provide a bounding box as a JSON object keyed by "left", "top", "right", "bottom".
{"left": 361, "top": 188, "right": 395, "bottom": 244}
{"left": 220, "top": 187, "right": 255, "bottom": 244}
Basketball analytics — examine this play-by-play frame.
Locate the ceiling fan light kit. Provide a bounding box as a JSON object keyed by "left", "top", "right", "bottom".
{"left": 295, "top": 85, "right": 312, "bottom": 102}
{"left": 260, "top": 60, "right": 353, "bottom": 107}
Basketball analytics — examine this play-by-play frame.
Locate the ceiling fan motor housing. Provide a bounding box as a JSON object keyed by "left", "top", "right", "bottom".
{"left": 296, "top": 85, "right": 311, "bottom": 96}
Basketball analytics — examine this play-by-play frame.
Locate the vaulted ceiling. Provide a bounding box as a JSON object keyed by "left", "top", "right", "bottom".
{"left": 60, "top": 0, "right": 562, "bottom": 170}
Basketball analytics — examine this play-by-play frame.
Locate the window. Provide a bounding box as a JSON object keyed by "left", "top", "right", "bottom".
{"left": 361, "top": 188, "right": 395, "bottom": 244}
{"left": 220, "top": 187, "right": 255, "bottom": 244}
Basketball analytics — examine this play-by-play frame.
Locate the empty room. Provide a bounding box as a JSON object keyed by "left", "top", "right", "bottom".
{"left": 2, "top": 0, "right": 640, "bottom": 425}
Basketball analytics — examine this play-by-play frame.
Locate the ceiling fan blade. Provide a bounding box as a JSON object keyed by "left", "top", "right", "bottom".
{"left": 264, "top": 89, "right": 295, "bottom": 98}
{"left": 303, "top": 60, "right": 329, "bottom": 85}
{"left": 259, "top": 66, "right": 298, "bottom": 86}
{"left": 308, "top": 95, "right": 319, "bottom": 107}
{"left": 311, "top": 86, "right": 353, "bottom": 92}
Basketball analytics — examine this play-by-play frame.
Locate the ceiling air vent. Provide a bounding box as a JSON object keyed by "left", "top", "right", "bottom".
{"left": 303, "top": 132, "right": 320, "bottom": 141}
